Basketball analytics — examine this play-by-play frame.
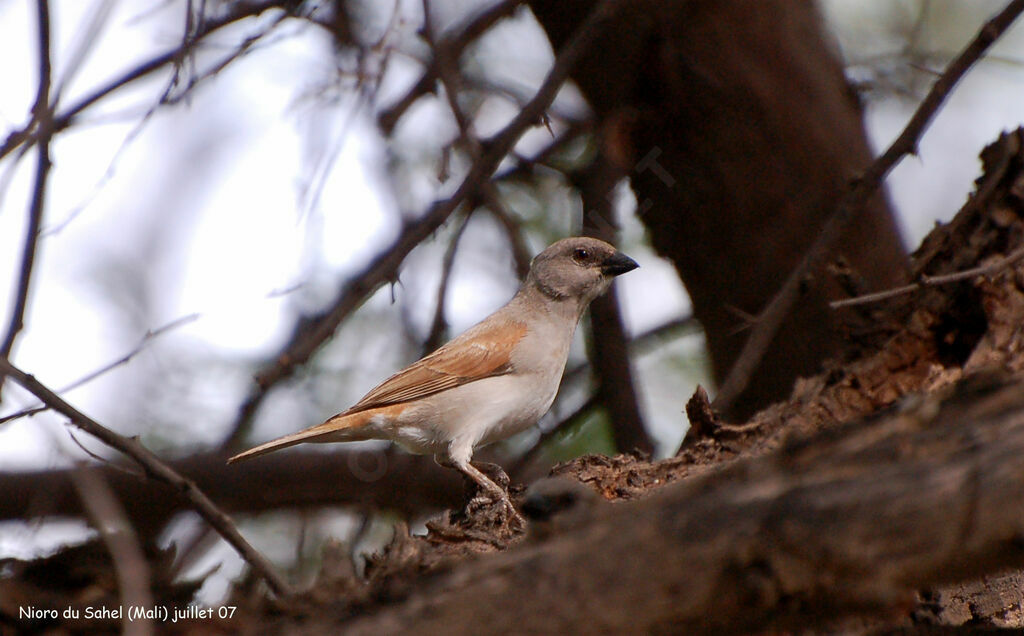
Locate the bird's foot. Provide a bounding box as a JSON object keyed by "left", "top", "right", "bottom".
{"left": 467, "top": 486, "right": 525, "bottom": 531}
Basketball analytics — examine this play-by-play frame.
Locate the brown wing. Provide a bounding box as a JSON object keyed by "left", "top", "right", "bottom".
{"left": 342, "top": 318, "right": 527, "bottom": 414}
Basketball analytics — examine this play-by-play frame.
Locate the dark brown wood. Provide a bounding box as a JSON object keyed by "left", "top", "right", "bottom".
{"left": 580, "top": 149, "right": 654, "bottom": 455}
{"left": 335, "top": 373, "right": 1024, "bottom": 634}
{"left": 1, "top": 450, "right": 463, "bottom": 531}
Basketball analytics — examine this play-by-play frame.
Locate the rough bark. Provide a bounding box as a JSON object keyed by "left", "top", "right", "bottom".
{"left": 530, "top": 0, "right": 909, "bottom": 419}
{"left": 330, "top": 372, "right": 1024, "bottom": 634}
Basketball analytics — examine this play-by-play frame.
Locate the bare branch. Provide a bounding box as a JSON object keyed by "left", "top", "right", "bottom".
{"left": 0, "top": 0, "right": 53, "bottom": 380}
{"left": 0, "top": 1, "right": 287, "bottom": 162}
{"left": 485, "top": 195, "right": 533, "bottom": 279}
{"left": 423, "top": 211, "right": 473, "bottom": 355}
{"left": 377, "top": 0, "right": 523, "bottom": 135}
{"left": 0, "top": 357, "right": 294, "bottom": 598}
{"left": 1, "top": 450, "right": 462, "bottom": 529}
{"left": 71, "top": 466, "right": 154, "bottom": 636}
{"left": 713, "top": 0, "right": 1024, "bottom": 412}
{"left": 0, "top": 314, "right": 199, "bottom": 425}
{"left": 831, "top": 243, "right": 1024, "bottom": 309}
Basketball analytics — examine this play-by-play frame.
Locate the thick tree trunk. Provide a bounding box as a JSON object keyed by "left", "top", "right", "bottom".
{"left": 531, "top": 0, "right": 909, "bottom": 419}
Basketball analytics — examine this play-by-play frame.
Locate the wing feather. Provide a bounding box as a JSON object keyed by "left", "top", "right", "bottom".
{"left": 343, "top": 318, "right": 527, "bottom": 414}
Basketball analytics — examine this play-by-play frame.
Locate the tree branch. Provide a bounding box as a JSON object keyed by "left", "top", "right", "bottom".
{"left": 579, "top": 145, "right": 653, "bottom": 454}
{"left": 423, "top": 211, "right": 472, "bottom": 355}
{"left": 712, "top": 0, "right": 1024, "bottom": 412}
{"left": 71, "top": 467, "right": 153, "bottom": 635}
{"left": 832, "top": 243, "right": 1024, "bottom": 309}
{"left": 0, "top": 357, "right": 294, "bottom": 598}
{"left": 344, "top": 372, "right": 1024, "bottom": 633}
{"left": 1, "top": 450, "right": 462, "bottom": 530}
{"left": 377, "top": 0, "right": 522, "bottom": 135}
{"left": 0, "top": 1, "right": 286, "bottom": 162}
{"left": 0, "top": 0, "right": 53, "bottom": 385}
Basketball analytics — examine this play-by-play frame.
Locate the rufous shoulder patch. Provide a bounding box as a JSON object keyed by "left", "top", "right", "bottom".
{"left": 345, "top": 319, "right": 527, "bottom": 413}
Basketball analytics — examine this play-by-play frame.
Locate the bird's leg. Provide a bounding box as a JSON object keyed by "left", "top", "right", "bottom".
{"left": 470, "top": 461, "right": 510, "bottom": 491}
{"left": 435, "top": 452, "right": 523, "bottom": 526}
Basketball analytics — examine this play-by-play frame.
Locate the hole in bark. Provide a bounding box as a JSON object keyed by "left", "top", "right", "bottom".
{"left": 933, "top": 286, "right": 988, "bottom": 367}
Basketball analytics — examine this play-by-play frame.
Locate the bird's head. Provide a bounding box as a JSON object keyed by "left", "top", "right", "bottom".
{"left": 526, "top": 237, "right": 639, "bottom": 310}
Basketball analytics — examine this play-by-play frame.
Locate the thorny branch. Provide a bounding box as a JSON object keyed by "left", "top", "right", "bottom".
{"left": 712, "top": 0, "right": 1024, "bottom": 412}
{"left": 221, "top": 0, "right": 628, "bottom": 450}
{"left": 0, "top": 357, "right": 294, "bottom": 598}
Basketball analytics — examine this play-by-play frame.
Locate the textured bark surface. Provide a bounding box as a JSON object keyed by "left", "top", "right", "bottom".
{"left": 531, "top": 0, "right": 909, "bottom": 419}
{"left": 328, "top": 373, "right": 1024, "bottom": 634}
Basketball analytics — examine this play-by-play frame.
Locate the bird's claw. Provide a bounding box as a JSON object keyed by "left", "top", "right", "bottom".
{"left": 467, "top": 491, "right": 525, "bottom": 530}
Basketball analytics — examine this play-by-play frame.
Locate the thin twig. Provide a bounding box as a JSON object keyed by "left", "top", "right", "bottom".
{"left": 72, "top": 466, "right": 154, "bottom": 636}
{"left": 829, "top": 283, "right": 923, "bottom": 309}
{"left": 221, "top": 0, "right": 627, "bottom": 450}
{"left": 560, "top": 314, "right": 699, "bottom": 394}
{"left": 495, "top": 119, "right": 592, "bottom": 182}
{"left": 377, "top": 0, "right": 522, "bottom": 134}
{"left": 0, "top": 314, "right": 199, "bottom": 425}
{"left": 0, "top": 0, "right": 53, "bottom": 377}
{"left": 0, "top": 1, "right": 284, "bottom": 162}
{"left": 65, "top": 429, "right": 136, "bottom": 473}
{"left": 424, "top": 212, "right": 473, "bottom": 355}
{"left": 831, "top": 244, "right": 1024, "bottom": 309}
{"left": 712, "top": 0, "right": 1024, "bottom": 412}
{"left": 486, "top": 196, "right": 533, "bottom": 279}
{"left": 162, "top": 10, "right": 290, "bottom": 107}
{"left": 0, "top": 356, "right": 294, "bottom": 597}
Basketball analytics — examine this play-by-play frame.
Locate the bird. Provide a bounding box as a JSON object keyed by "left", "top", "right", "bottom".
{"left": 228, "top": 237, "right": 639, "bottom": 521}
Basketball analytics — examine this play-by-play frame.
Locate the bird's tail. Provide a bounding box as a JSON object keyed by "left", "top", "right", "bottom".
{"left": 226, "top": 410, "right": 372, "bottom": 464}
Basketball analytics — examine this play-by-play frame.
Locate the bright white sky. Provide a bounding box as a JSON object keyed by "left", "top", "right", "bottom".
{"left": 1, "top": 0, "right": 1024, "bottom": 595}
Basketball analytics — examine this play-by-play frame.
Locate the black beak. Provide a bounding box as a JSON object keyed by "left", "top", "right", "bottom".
{"left": 601, "top": 251, "right": 640, "bottom": 276}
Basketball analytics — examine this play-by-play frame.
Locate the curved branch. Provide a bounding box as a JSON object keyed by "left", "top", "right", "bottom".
{"left": 0, "top": 358, "right": 294, "bottom": 598}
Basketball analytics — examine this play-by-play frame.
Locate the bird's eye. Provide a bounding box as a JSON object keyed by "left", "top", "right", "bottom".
{"left": 573, "top": 248, "right": 590, "bottom": 264}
